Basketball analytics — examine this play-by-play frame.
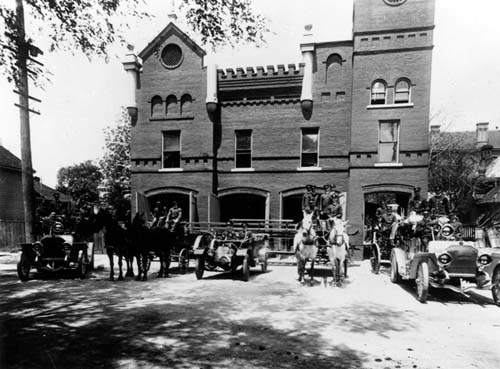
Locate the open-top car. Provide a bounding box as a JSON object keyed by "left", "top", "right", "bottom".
{"left": 476, "top": 243, "right": 500, "bottom": 307}
{"left": 17, "top": 221, "right": 94, "bottom": 281}
{"left": 390, "top": 216, "right": 479, "bottom": 302}
{"left": 193, "top": 230, "right": 268, "bottom": 281}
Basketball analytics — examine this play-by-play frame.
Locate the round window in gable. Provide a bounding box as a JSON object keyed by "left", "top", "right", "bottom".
{"left": 160, "top": 44, "right": 183, "bottom": 69}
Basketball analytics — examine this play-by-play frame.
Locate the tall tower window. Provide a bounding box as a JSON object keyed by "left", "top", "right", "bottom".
{"left": 166, "top": 95, "right": 178, "bottom": 115}
{"left": 394, "top": 79, "right": 411, "bottom": 104}
{"left": 371, "top": 80, "right": 387, "bottom": 105}
{"left": 301, "top": 128, "right": 319, "bottom": 168}
{"left": 379, "top": 121, "right": 399, "bottom": 163}
{"left": 180, "top": 94, "right": 192, "bottom": 115}
{"left": 235, "top": 130, "right": 252, "bottom": 168}
{"left": 162, "top": 131, "right": 181, "bottom": 168}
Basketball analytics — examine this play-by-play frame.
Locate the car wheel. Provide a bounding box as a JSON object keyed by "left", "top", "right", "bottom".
{"left": 195, "top": 256, "right": 205, "bottom": 280}
{"left": 371, "top": 243, "right": 380, "bottom": 274}
{"left": 416, "top": 261, "right": 429, "bottom": 303}
{"left": 88, "top": 243, "right": 95, "bottom": 271}
{"left": 492, "top": 267, "right": 500, "bottom": 307}
{"left": 78, "top": 253, "right": 88, "bottom": 279}
{"left": 17, "top": 252, "right": 30, "bottom": 282}
{"left": 178, "top": 248, "right": 189, "bottom": 274}
{"left": 242, "top": 254, "right": 250, "bottom": 282}
{"left": 261, "top": 253, "right": 268, "bottom": 273}
{"left": 390, "top": 251, "right": 401, "bottom": 284}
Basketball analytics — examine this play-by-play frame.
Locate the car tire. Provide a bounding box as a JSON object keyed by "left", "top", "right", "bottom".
{"left": 371, "top": 243, "right": 380, "bottom": 274}
{"left": 195, "top": 256, "right": 205, "bottom": 280}
{"left": 261, "top": 253, "right": 268, "bottom": 273}
{"left": 416, "top": 261, "right": 429, "bottom": 303}
{"left": 242, "top": 254, "right": 250, "bottom": 282}
{"left": 17, "top": 252, "right": 30, "bottom": 282}
{"left": 492, "top": 266, "right": 500, "bottom": 307}
{"left": 78, "top": 252, "right": 88, "bottom": 279}
{"left": 390, "top": 251, "right": 401, "bottom": 284}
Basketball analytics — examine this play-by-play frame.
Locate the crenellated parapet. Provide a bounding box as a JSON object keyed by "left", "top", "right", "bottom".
{"left": 217, "top": 63, "right": 305, "bottom": 104}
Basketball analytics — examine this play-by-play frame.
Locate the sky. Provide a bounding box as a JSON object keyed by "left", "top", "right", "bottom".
{"left": 1, "top": 0, "right": 500, "bottom": 187}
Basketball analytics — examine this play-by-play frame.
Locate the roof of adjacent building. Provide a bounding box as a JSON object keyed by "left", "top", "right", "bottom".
{"left": 0, "top": 145, "right": 22, "bottom": 171}
{"left": 34, "top": 178, "right": 72, "bottom": 203}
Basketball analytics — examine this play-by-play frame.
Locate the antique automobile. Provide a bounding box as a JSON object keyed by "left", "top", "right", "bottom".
{"left": 476, "top": 246, "right": 500, "bottom": 307}
{"left": 17, "top": 221, "right": 94, "bottom": 281}
{"left": 193, "top": 231, "right": 268, "bottom": 281}
{"left": 390, "top": 217, "right": 479, "bottom": 303}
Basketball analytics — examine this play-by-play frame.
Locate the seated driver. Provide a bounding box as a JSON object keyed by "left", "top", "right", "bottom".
{"left": 166, "top": 201, "right": 182, "bottom": 232}
{"left": 380, "top": 207, "right": 398, "bottom": 244}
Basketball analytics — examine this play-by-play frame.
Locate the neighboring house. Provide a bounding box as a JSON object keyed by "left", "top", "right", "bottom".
{"left": 124, "top": 0, "right": 436, "bottom": 246}
{"left": 0, "top": 145, "right": 71, "bottom": 248}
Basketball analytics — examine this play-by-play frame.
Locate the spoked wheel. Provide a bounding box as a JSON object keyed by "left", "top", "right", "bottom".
{"left": 492, "top": 267, "right": 500, "bottom": 307}
{"left": 195, "top": 255, "right": 205, "bottom": 280}
{"left": 260, "top": 253, "right": 268, "bottom": 273}
{"left": 390, "top": 251, "right": 401, "bottom": 284}
{"left": 17, "top": 252, "right": 31, "bottom": 282}
{"left": 77, "top": 252, "right": 88, "bottom": 279}
{"left": 242, "top": 254, "right": 250, "bottom": 282}
{"left": 178, "top": 248, "right": 189, "bottom": 274}
{"left": 416, "top": 261, "right": 429, "bottom": 303}
{"left": 371, "top": 243, "right": 380, "bottom": 274}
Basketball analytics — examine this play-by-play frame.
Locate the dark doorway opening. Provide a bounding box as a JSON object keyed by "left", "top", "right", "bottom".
{"left": 219, "top": 194, "right": 266, "bottom": 222}
{"left": 282, "top": 194, "right": 303, "bottom": 223}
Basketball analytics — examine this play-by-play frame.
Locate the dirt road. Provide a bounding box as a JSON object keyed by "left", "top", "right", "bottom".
{"left": 0, "top": 253, "right": 499, "bottom": 369}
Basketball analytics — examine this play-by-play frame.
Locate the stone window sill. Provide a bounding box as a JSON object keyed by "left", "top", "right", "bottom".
{"left": 297, "top": 167, "right": 322, "bottom": 171}
{"left": 374, "top": 163, "right": 403, "bottom": 167}
{"left": 367, "top": 103, "right": 414, "bottom": 109}
{"left": 159, "top": 168, "right": 184, "bottom": 172}
{"left": 231, "top": 168, "right": 255, "bottom": 172}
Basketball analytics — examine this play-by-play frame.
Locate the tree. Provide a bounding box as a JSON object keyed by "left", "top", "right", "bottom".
{"left": 0, "top": 0, "right": 267, "bottom": 85}
{"left": 56, "top": 161, "right": 102, "bottom": 210}
{"left": 99, "top": 109, "right": 131, "bottom": 221}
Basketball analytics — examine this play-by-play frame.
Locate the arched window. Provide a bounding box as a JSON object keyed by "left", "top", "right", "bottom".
{"left": 394, "top": 79, "right": 411, "bottom": 104}
{"left": 166, "top": 95, "right": 178, "bottom": 116}
{"left": 180, "top": 94, "right": 192, "bottom": 115}
{"left": 371, "top": 80, "right": 387, "bottom": 105}
{"left": 151, "top": 95, "right": 163, "bottom": 117}
{"left": 325, "top": 54, "right": 342, "bottom": 84}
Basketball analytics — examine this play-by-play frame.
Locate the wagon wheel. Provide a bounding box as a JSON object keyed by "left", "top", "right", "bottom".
{"left": 178, "top": 248, "right": 189, "bottom": 274}
{"left": 492, "top": 267, "right": 500, "bottom": 307}
{"left": 261, "top": 252, "right": 268, "bottom": 273}
{"left": 77, "top": 251, "right": 88, "bottom": 279}
{"left": 242, "top": 254, "right": 250, "bottom": 282}
{"left": 17, "top": 252, "right": 31, "bottom": 282}
{"left": 195, "top": 255, "right": 205, "bottom": 280}
{"left": 416, "top": 261, "right": 429, "bottom": 303}
{"left": 390, "top": 251, "right": 401, "bottom": 284}
{"left": 370, "top": 243, "right": 381, "bottom": 274}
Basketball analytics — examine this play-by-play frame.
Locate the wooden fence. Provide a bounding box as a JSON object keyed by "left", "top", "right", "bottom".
{"left": 0, "top": 220, "right": 25, "bottom": 251}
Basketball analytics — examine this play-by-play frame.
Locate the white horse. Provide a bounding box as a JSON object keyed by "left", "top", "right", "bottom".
{"left": 327, "top": 217, "right": 350, "bottom": 286}
{"left": 294, "top": 211, "right": 317, "bottom": 284}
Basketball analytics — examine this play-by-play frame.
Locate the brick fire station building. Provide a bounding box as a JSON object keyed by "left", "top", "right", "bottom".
{"left": 124, "top": 0, "right": 435, "bottom": 246}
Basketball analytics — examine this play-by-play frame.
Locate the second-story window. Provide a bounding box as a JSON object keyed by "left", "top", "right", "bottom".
{"left": 371, "top": 80, "right": 387, "bottom": 105}
{"left": 379, "top": 121, "right": 399, "bottom": 163}
{"left": 301, "top": 128, "right": 319, "bottom": 167}
{"left": 235, "top": 130, "right": 252, "bottom": 168}
{"left": 394, "top": 79, "right": 411, "bottom": 104}
{"left": 162, "top": 131, "right": 181, "bottom": 168}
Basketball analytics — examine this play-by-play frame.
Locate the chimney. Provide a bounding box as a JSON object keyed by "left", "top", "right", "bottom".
{"left": 476, "top": 122, "right": 489, "bottom": 147}
{"left": 430, "top": 125, "right": 440, "bottom": 135}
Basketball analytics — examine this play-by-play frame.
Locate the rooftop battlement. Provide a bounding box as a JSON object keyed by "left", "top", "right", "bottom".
{"left": 218, "top": 63, "right": 305, "bottom": 80}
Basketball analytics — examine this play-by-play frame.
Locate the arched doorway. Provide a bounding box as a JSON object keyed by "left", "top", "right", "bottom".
{"left": 141, "top": 187, "right": 198, "bottom": 222}
{"left": 218, "top": 188, "right": 268, "bottom": 222}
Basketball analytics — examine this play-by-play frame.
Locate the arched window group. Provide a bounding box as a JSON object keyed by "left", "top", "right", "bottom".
{"left": 150, "top": 94, "right": 193, "bottom": 117}
{"left": 370, "top": 78, "right": 411, "bottom": 105}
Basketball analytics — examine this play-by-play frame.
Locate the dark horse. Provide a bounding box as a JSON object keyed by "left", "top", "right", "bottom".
{"left": 130, "top": 212, "right": 175, "bottom": 281}
{"left": 94, "top": 208, "right": 135, "bottom": 281}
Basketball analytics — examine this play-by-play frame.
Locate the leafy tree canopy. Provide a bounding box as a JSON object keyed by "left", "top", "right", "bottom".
{"left": 56, "top": 160, "right": 102, "bottom": 209}
{"left": 0, "top": 0, "right": 267, "bottom": 85}
{"left": 99, "top": 108, "right": 131, "bottom": 221}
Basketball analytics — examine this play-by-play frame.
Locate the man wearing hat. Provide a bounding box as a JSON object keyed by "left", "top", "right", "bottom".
{"left": 429, "top": 187, "right": 450, "bottom": 216}
{"left": 319, "top": 184, "right": 334, "bottom": 220}
{"left": 302, "top": 184, "right": 319, "bottom": 215}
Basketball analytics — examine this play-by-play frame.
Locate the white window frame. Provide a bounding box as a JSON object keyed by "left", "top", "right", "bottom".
{"left": 299, "top": 127, "right": 320, "bottom": 169}
{"left": 378, "top": 121, "right": 400, "bottom": 164}
{"left": 161, "top": 130, "right": 181, "bottom": 169}
{"left": 394, "top": 78, "right": 411, "bottom": 104}
{"left": 370, "top": 80, "right": 387, "bottom": 105}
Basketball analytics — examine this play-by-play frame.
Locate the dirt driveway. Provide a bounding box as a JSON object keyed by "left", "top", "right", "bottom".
{"left": 0, "top": 253, "right": 499, "bottom": 369}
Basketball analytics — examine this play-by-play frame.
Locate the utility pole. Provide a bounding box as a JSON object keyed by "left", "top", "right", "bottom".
{"left": 15, "top": 0, "right": 35, "bottom": 242}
